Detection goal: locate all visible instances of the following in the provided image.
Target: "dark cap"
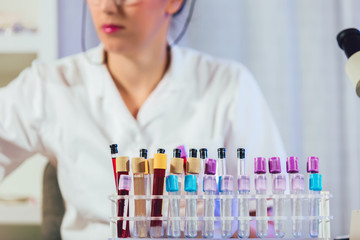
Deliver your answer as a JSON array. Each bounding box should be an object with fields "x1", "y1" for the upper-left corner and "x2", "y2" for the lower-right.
[
  {"x1": 237, "y1": 148, "x2": 245, "y2": 159},
  {"x1": 110, "y1": 144, "x2": 118, "y2": 154},
  {"x1": 173, "y1": 148, "x2": 181, "y2": 158},
  {"x1": 217, "y1": 148, "x2": 226, "y2": 159},
  {"x1": 199, "y1": 148, "x2": 208, "y2": 159},
  {"x1": 139, "y1": 149, "x2": 148, "y2": 159},
  {"x1": 337, "y1": 28, "x2": 360, "y2": 58},
  {"x1": 189, "y1": 148, "x2": 197, "y2": 158},
  {"x1": 157, "y1": 148, "x2": 165, "y2": 154}
]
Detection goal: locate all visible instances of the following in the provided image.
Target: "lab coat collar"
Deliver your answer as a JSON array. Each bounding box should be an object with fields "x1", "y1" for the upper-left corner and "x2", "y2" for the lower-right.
[{"x1": 84, "y1": 44, "x2": 187, "y2": 127}]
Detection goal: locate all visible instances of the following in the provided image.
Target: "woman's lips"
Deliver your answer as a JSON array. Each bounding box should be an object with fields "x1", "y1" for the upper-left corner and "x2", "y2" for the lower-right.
[{"x1": 102, "y1": 24, "x2": 124, "y2": 34}]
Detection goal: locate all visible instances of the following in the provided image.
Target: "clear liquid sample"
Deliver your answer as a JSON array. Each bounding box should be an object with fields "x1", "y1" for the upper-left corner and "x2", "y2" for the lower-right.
[
  {"x1": 273, "y1": 196, "x2": 285, "y2": 238},
  {"x1": 256, "y1": 193, "x2": 268, "y2": 238},
  {"x1": 309, "y1": 191, "x2": 320, "y2": 238},
  {"x1": 289, "y1": 173, "x2": 305, "y2": 238},
  {"x1": 238, "y1": 191, "x2": 250, "y2": 238},
  {"x1": 202, "y1": 191, "x2": 215, "y2": 238},
  {"x1": 185, "y1": 192, "x2": 198, "y2": 238},
  {"x1": 167, "y1": 191, "x2": 181, "y2": 238},
  {"x1": 221, "y1": 191, "x2": 233, "y2": 238}
]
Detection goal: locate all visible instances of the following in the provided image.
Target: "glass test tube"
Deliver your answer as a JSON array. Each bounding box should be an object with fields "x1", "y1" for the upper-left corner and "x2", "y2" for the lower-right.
[
  {"x1": 118, "y1": 175, "x2": 131, "y2": 238},
  {"x1": 132, "y1": 156, "x2": 149, "y2": 238},
  {"x1": 185, "y1": 174, "x2": 198, "y2": 238},
  {"x1": 220, "y1": 175, "x2": 234, "y2": 238},
  {"x1": 237, "y1": 148, "x2": 250, "y2": 239},
  {"x1": 309, "y1": 173, "x2": 322, "y2": 238},
  {"x1": 269, "y1": 157, "x2": 286, "y2": 238},
  {"x1": 167, "y1": 148, "x2": 184, "y2": 238},
  {"x1": 254, "y1": 157, "x2": 268, "y2": 238},
  {"x1": 110, "y1": 144, "x2": 119, "y2": 188},
  {"x1": 150, "y1": 149, "x2": 167, "y2": 238},
  {"x1": 238, "y1": 175, "x2": 250, "y2": 239},
  {"x1": 202, "y1": 174, "x2": 217, "y2": 238},
  {"x1": 287, "y1": 156, "x2": 305, "y2": 238},
  {"x1": 116, "y1": 157, "x2": 130, "y2": 238},
  {"x1": 199, "y1": 148, "x2": 208, "y2": 195},
  {"x1": 166, "y1": 175, "x2": 181, "y2": 238},
  {"x1": 217, "y1": 148, "x2": 227, "y2": 192}
]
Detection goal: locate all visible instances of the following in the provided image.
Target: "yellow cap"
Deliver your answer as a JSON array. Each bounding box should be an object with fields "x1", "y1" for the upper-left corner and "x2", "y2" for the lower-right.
[
  {"x1": 148, "y1": 158, "x2": 154, "y2": 174},
  {"x1": 116, "y1": 156, "x2": 129, "y2": 172},
  {"x1": 154, "y1": 153, "x2": 167, "y2": 170},
  {"x1": 170, "y1": 157, "x2": 184, "y2": 174},
  {"x1": 131, "y1": 157, "x2": 148, "y2": 174},
  {"x1": 186, "y1": 157, "x2": 200, "y2": 174}
]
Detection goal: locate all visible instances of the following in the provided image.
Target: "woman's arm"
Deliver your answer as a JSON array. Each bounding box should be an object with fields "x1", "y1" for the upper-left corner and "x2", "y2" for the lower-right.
[{"x1": 0, "y1": 63, "x2": 46, "y2": 181}]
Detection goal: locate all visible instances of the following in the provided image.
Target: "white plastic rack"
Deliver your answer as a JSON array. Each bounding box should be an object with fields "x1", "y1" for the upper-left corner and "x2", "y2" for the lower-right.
[{"x1": 108, "y1": 192, "x2": 332, "y2": 239}]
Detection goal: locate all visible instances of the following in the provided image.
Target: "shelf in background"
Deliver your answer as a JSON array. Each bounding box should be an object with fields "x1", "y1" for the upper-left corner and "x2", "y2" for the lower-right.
[{"x1": 0, "y1": 34, "x2": 40, "y2": 53}]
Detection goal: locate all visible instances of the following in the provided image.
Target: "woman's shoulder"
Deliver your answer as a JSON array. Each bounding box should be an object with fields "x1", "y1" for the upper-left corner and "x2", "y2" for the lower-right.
[
  {"x1": 172, "y1": 46, "x2": 257, "y2": 96},
  {"x1": 29, "y1": 45, "x2": 104, "y2": 86}
]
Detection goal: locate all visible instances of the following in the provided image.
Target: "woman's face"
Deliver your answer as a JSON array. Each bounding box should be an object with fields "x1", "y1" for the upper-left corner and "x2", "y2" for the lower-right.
[{"x1": 87, "y1": 0, "x2": 184, "y2": 54}]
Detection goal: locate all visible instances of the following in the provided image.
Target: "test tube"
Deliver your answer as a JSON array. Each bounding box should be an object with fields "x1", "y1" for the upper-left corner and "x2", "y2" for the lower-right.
[
  {"x1": 220, "y1": 175, "x2": 234, "y2": 238},
  {"x1": 150, "y1": 149, "x2": 167, "y2": 238},
  {"x1": 238, "y1": 175, "x2": 250, "y2": 238},
  {"x1": 268, "y1": 157, "x2": 286, "y2": 238},
  {"x1": 237, "y1": 148, "x2": 246, "y2": 176},
  {"x1": 116, "y1": 157, "x2": 130, "y2": 238},
  {"x1": 118, "y1": 175, "x2": 132, "y2": 238},
  {"x1": 109, "y1": 144, "x2": 119, "y2": 189},
  {"x1": 286, "y1": 156, "x2": 305, "y2": 238},
  {"x1": 199, "y1": 148, "x2": 208, "y2": 195},
  {"x1": 185, "y1": 174, "x2": 198, "y2": 238},
  {"x1": 254, "y1": 157, "x2": 268, "y2": 238},
  {"x1": 166, "y1": 174, "x2": 181, "y2": 238},
  {"x1": 202, "y1": 159, "x2": 217, "y2": 238},
  {"x1": 166, "y1": 148, "x2": 184, "y2": 238},
  {"x1": 309, "y1": 173, "x2": 322, "y2": 238},
  {"x1": 237, "y1": 148, "x2": 250, "y2": 239},
  {"x1": 217, "y1": 148, "x2": 227, "y2": 192},
  {"x1": 132, "y1": 156, "x2": 149, "y2": 238}
]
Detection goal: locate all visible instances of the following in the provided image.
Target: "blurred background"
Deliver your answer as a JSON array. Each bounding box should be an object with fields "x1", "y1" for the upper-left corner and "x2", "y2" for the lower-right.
[{"x1": 1, "y1": 0, "x2": 360, "y2": 239}]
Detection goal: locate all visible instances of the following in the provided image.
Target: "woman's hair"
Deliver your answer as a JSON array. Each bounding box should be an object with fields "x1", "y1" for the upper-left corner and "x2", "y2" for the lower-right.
[{"x1": 170, "y1": 0, "x2": 196, "y2": 45}]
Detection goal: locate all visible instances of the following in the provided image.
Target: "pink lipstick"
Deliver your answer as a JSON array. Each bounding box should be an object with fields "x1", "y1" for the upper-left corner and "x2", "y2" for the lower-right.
[{"x1": 102, "y1": 24, "x2": 124, "y2": 34}]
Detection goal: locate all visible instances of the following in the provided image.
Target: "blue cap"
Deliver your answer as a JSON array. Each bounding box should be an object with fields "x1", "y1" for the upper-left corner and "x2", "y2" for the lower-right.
[
  {"x1": 309, "y1": 174, "x2": 322, "y2": 191},
  {"x1": 166, "y1": 175, "x2": 179, "y2": 192},
  {"x1": 184, "y1": 175, "x2": 197, "y2": 192}
]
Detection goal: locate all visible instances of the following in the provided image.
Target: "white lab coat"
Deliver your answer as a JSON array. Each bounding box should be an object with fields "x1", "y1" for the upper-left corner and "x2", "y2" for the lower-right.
[{"x1": 0, "y1": 45, "x2": 286, "y2": 239}]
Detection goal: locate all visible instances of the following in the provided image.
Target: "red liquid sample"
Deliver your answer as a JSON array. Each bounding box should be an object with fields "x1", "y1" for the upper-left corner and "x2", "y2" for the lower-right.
[
  {"x1": 112, "y1": 157, "x2": 117, "y2": 188},
  {"x1": 117, "y1": 172, "x2": 130, "y2": 238},
  {"x1": 150, "y1": 169, "x2": 166, "y2": 227}
]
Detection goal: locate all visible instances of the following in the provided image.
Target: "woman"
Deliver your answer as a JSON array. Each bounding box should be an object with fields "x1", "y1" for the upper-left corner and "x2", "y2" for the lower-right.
[{"x1": 0, "y1": 0, "x2": 285, "y2": 238}]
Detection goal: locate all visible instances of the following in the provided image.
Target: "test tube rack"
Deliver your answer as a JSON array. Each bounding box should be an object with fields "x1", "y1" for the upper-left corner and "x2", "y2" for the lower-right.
[{"x1": 108, "y1": 191, "x2": 332, "y2": 239}]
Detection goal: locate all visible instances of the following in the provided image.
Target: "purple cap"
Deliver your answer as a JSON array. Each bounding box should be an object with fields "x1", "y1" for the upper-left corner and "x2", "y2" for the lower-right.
[
  {"x1": 272, "y1": 174, "x2": 286, "y2": 193},
  {"x1": 237, "y1": 175, "x2": 250, "y2": 192},
  {"x1": 307, "y1": 156, "x2": 319, "y2": 173},
  {"x1": 254, "y1": 157, "x2": 266, "y2": 174},
  {"x1": 255, "y1": 174, "x2": 267, "y2": 192},
  {"x1": 220, "y1": 175, "x2": 234, "y2": 192},
  {"x1": 204, "y1": 158, "x2": 216, "y2": 175},
  {"x1": 118, "y1": 175, "x2": 132, "y2": 191},
  {"x1": 268, "y1": 157, "x2": 282, "y2": 173},
  {"x1": 286, "y1": 156, "x2": 299, "y2": 173},
  {"x1": 203, "y1": 175, "x2": 217, "y2": 192},
  {"x1": 290, "y1": 174, "x2": 305, "y2": 192}
]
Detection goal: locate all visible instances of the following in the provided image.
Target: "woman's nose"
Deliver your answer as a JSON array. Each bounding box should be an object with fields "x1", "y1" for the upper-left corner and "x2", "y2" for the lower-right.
[{"x1": 99, "y1": 0, "x2": 119, "y2": 14}]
